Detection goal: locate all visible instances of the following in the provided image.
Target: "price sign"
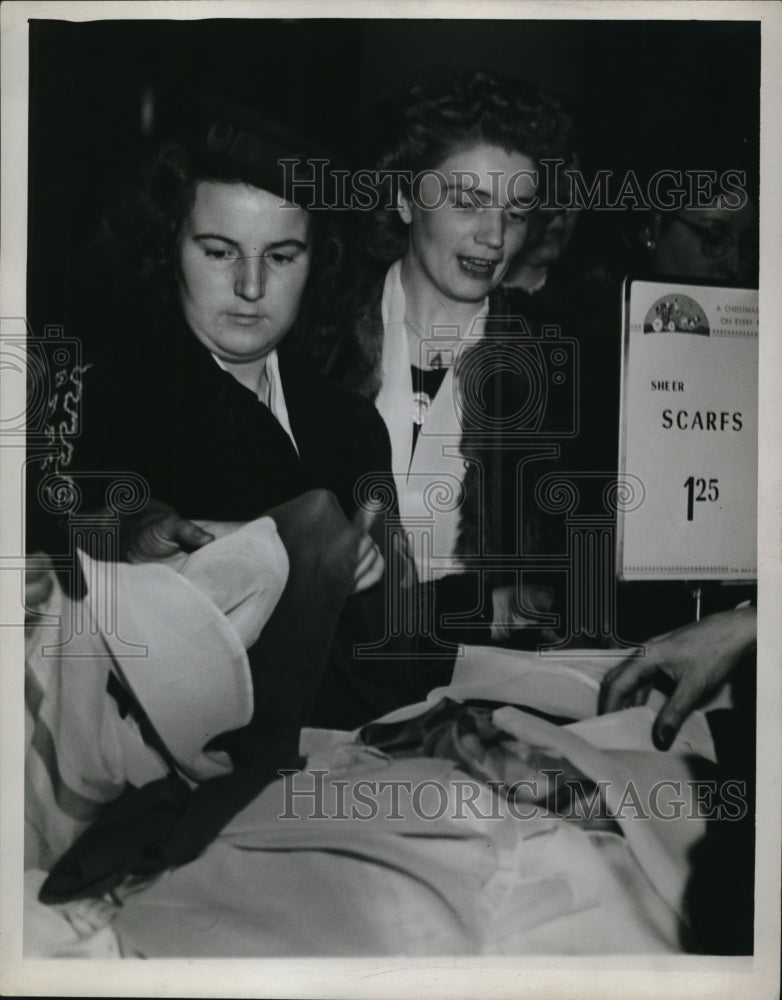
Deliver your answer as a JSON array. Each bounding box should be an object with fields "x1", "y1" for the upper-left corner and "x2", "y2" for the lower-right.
[{"x1": 617, "y1": 278, "x2": 757, "y2": 581}]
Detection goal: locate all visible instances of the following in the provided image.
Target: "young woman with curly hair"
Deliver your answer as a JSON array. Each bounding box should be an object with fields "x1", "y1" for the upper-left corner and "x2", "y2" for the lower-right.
[{"x1": 308, "y1": 70, "x2": 575, "y2": 648}]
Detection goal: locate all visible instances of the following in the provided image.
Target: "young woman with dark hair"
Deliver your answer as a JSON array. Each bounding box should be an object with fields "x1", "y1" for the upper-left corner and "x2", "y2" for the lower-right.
[{"x1": 30, "y1": 99, "x2": 431, "y2": 770}]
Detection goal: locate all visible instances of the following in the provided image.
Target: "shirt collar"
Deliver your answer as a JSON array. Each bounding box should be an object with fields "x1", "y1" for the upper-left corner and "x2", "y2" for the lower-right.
[{"x1": 210, "y1": 348, "x2": 298, "y2": 454}]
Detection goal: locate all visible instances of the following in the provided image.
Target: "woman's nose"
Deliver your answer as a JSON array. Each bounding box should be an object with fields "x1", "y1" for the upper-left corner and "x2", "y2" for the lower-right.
[
  {"x1": 234, "y1": 253, "x2": 266, "y2": 300},
  {"x1": 475, "y1": 209, "x2": 504, "y2": 249}
]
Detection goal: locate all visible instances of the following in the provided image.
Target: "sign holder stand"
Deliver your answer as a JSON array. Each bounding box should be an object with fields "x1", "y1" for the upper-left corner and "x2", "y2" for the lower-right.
[{"x1": 687, "y1": 582, "x2": 703, "y2": 622}]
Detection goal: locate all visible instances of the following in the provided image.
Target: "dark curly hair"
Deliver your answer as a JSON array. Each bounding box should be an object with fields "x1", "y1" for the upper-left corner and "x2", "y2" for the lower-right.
[
  {"x1": 90, "y1": 135, "x2": 345, "y2": 356},
  {"x1": 361, "y1": 69, "x2": 576, "y2": 263}
]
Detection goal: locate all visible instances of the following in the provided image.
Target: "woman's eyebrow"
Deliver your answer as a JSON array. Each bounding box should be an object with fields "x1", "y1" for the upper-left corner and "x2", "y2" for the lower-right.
[
  {"x1": 447, "y1": 181, "x2": 494, "y2": 206},
  {"x1": 193, "y1": 232, "x2": 240, "y2": 245},
  {"x1": 193, "y1": 234, "x2": 308, "y2": 253},
  {"x1": 264, "y1": 239, "x2": 308, "y2": 251},
  {"x1": 446, "y1": 182, "x2": 530, "y2": 210}
]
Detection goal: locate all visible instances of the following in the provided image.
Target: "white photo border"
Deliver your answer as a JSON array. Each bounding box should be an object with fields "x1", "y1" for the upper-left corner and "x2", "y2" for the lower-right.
[{"x1": 2, "y1": 2, "x2": 780, "y2": 997}]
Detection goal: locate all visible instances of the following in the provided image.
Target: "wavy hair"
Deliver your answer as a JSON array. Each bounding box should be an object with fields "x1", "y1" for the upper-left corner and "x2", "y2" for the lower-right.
[
  {"x1": 303, "y1": 70, "x2": 576, "y2": 384},
  {"x1": 362, "y1": 69, "x2": 576, "y2": 264}
]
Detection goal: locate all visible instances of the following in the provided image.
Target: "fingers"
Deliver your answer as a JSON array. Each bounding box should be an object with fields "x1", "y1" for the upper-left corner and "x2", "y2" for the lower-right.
[
  {"x1": 351, "y1": 533, "x2": 385, "y2": 594},
  {"x1": 126, "y1": 516, "x2": 213, "y2": 563},
  {"x1": 524, "y1": 583, "x2": 555, "y2": 614},
  {"x1": 652, "y1": 681, "x2": 701, "y2": 751},
  {"x1": 353, "y1": 506, "x2": 378, "y2": 536},
  {"x1": 490, "y1": 582, "x2": 558, "y2": 642},
  {"x1": 507, "y1": 582, "x2": 555, "y2": 620},
  {"x1": 490, "y1": 585, "x2": 514, "y2": 642},
  {"x1": 190, "y1": 519, "x2": 244, "y2": 540},
  {"x1": 631, "y1": 682, "x2": 653, "y2": 708},
  {"x1": 597, "y1": 651, "x2": 659, "y2": 715},
  {"x1": 353, "y1": 535, "x2": 373, "y2": 576},
  {"x1": 601, "y1": 609, "x2": 755, "y2": 749},
  {"x1": 125, "y1": 520, "x2": 175, "y2": 562},
  {"x1": 25, "y1": 553, "x2": 55, "y2": 610},
  {"x1": 172, "y1": 519, "x2": 215, "y2": 552},
  {"x1": 651, "y1": 654, "x2": 732, "y2": 751}
]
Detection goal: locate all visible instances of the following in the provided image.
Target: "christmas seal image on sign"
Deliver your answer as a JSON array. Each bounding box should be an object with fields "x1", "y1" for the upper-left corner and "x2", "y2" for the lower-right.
[{"x1": 644, "y1": 294, "x2": 710, "y2": 336}]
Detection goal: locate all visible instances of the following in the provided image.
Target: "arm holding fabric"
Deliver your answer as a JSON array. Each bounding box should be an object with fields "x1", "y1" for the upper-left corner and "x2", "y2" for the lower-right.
[{"x1": 118, "y1": 499, "x2": 215, "y2": 563}]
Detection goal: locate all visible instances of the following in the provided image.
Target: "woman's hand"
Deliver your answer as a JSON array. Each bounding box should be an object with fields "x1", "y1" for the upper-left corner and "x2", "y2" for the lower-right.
[
  {"x1": 598, "y1": 606, "x2": 757, "y2": 750},
  {"x1": 350, "y1": 507, "x2": 385, "y2": 594},
  {"x1": 490, "y1": 581, "x2": 558, "y2": 643},
  {"x1": 121, "y1": 500, "x2": 215, "y2": 563},
  {"x1": 25, "y1": 552, "x2": 55, "y2": 613},
  {"x1": 351, "y1": 533, "x2": 385, "y2": 594}
]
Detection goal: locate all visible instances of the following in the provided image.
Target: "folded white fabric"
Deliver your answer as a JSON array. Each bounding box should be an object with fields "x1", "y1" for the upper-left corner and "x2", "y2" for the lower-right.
[
  {"x1": 174, "y1": 516, "x2": 288, "y2": 649},
  {"x1": 23, "y1": 870, "x2": 121, "y2": 957},
  {"x1": 491, "y1": 705, "x2": 704, "y2": 919},
  {"x1": 101, "y1": 517, "x2": 288, "y2": 778},
  {"x1": 25, "y1": 516, "x2": 288, "y2": 869},
  {"x1": 425, "y1": 644, "x2": 716, "y2": 760},
  {"x1": 111, "y1": 750, "x2": 683, "y2": 956}
]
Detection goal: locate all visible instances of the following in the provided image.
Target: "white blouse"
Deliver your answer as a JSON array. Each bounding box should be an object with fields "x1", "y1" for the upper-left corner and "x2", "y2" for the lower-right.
[{"x1": 374, "y1": 260, "x2": 488, "y2": 581}]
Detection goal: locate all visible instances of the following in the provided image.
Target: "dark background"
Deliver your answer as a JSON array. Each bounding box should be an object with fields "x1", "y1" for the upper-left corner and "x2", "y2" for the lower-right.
[{"x1": 27, "y1": 17, "x2": 760, "y2": 335}]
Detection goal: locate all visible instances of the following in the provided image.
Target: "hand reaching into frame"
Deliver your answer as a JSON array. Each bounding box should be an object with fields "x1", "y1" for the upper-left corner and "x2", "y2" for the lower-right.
[{"x1": 598, "y1": 605, "x2": 757, "y2": 751}]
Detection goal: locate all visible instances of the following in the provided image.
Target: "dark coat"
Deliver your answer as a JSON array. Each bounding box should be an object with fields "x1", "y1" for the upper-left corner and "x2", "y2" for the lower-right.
[
  {"x1": 30, "y1": 310, "x2": 427, "y2": 733},
  {"x1": 50, "y1": 314, "x2": 392, "y2": 527}
]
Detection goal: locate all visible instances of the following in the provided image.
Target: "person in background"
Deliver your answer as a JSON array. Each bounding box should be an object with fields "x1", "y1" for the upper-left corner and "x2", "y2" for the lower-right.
[
  {"x1": 635, "y1": 181, "x2": 758, "y2": 287},
  {"x1": 502, "y1": 202, "x2": 581, "y2": 295},
  {"x1": 501, "y1": 131, "x2": 582, "y2": 308}
]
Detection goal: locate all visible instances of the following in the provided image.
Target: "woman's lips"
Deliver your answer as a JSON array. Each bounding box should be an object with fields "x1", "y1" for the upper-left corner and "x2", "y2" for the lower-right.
[
  {"x1": 227, "y1": 313, "x2": 262, "y2": 325},
  {"x1": 457, "y1": 255, "x2": 501, "y2": 278}
]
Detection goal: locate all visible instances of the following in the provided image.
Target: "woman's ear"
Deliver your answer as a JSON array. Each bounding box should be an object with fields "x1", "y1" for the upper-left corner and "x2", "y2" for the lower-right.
[{"x1": 397, "y1": 188, "x2": 413, "y2": 226}]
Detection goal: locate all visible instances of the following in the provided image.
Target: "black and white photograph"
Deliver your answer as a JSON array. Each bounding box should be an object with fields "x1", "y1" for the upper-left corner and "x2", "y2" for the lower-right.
[{"x1": 1, "y1": 1, "x2": 780, "y2": 996}]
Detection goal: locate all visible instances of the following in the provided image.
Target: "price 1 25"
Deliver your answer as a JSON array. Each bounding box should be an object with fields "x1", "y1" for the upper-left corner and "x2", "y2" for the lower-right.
[{"x1": 683, "y1": 476, "x2": 719, "y2": 521}]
